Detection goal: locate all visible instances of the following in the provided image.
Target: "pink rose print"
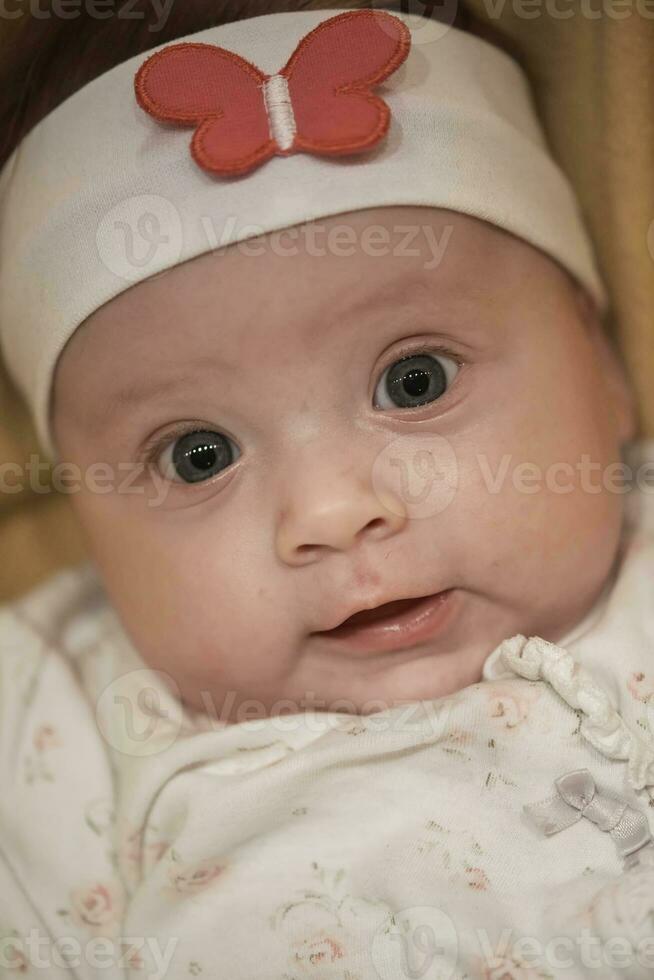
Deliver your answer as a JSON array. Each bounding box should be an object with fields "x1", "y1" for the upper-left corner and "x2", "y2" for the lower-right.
[
  {"x1": 167, "y1": 852, "x2": 225, "y2": 894},
  {"x1": 286, "y1": 915, "x2": 351, "y2": 979},
  {"x1": 7, "y1": 951, "x2": 28, "y2": 973},
  {"x1": 473, "y1": 954, "x2": 553, "y2": 979},
  {"x1": 146, "y1": 840, "x2": 170, "y2": 864},
  {"x1": 2, "y1": 940, "x2": 28, "y2": 973},
  {"x1": 292, "y1": 931, "x2": 345, "y2": 971},
  {"x1": 33, "y1": 724, "x2": 61, "y2": 752},
  {"x1": 25, "y1": 723, "x2": 62, "y2": 783},
  {"x1": 9, "y1": 953, "x2": 28, "y2": 973},
  {"x1": 465, "y1": 866, "x2": 490, "y2": 891},
  {"x1": 485, "y1": 683, "x2": 540, "y2": 730},
  {"x1": 69, "y1": 881, "x2": 125, "y2": 937},
  {"x1": 415, "y1": 821, "x2": 493, "y2": 892},
  {"x1": 627, "y1": 672, "x2": 654, "y2": 705},
  {"x1": 438, "y1": 726, "x2": 476, "y2": 762},
  {"x1": 125, "y1": 945, "x2": 144, "y2": 970},
  {"x1": 120, "y1": 826, "x2": 171, "y2": 886},
  {"x1": 272, "y1": 862, "x2": 390, "y2": 976},
  {"x1": 447, "y1": 727, "x2": 474, "y2": 745}
]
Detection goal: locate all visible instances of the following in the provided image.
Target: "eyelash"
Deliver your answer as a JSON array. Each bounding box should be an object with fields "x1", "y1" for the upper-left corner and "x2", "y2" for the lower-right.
[
  {"x1": 379, "y1": 341, "x2": 462, "y2": 383},
  {"x1": 141, "y1": 422, "x2": 211, "y2": 472},
  {"x1": 139, "y1": 342, "x2": 464, "y2": 471}
]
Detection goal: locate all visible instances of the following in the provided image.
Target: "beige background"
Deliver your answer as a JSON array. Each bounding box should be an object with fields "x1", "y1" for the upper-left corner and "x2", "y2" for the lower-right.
[{"x1": 1, "y1": 1, "x2": 653, "y2": 601}]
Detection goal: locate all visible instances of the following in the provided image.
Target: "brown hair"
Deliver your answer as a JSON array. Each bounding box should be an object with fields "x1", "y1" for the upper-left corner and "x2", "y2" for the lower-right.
[{"x1": 0, "y1": 0, "x2": 476, "y2": 172}]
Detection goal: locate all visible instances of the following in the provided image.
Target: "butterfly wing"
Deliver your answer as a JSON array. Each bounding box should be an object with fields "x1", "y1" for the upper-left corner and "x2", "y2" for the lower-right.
[
  {"x1": 283, "y1": 10, "x2": 411, "y2": 157},
  {"x1": 134, "y1": 43, "x2": 274, "y2": 176}
]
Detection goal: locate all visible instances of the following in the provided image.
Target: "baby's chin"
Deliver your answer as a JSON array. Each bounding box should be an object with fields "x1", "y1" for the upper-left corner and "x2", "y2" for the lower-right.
[
  {"x1": 157, "y1": 585, "x2": 603, "y2": 725},
  {"x1": 284, "y1": 593, "x2": 541, "y2": 716},
  {"x1": 163, "y1": 595, "x2": 551, "y2": 724},
  {"x1": 319, "y1": 642, "x2": 497, "y2": 717},
  {"x1": 173, "y1": 637, "x2": 498, "y2": 727}
]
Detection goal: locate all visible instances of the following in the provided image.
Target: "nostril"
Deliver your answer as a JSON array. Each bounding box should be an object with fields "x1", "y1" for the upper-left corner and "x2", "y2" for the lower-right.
[
  {"x1": 360, "y1": 517, "x2": 386, "y2": 536},
  {"x1": 294, "y1": 519, "x2": 387, "y2": 554}
]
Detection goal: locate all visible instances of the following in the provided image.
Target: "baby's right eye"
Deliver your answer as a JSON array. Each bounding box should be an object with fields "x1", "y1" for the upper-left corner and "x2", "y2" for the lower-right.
[{"x1": 154, "y1": 429, "x2": 240, "y2": 484}]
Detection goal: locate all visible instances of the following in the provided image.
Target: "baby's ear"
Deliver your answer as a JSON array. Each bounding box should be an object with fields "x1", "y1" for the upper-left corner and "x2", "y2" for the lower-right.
[{"x1": 573, "y1": 284, "x2": 638, "y2": 445}]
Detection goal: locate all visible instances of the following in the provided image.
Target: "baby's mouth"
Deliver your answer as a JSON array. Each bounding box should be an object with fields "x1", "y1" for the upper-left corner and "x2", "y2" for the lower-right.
[
  {"x1": 312, "y1": 589, "x2": 458, "y2": 656},
  {"x1": 335, "y1": 595, "x2": 433, "y2": 629}
]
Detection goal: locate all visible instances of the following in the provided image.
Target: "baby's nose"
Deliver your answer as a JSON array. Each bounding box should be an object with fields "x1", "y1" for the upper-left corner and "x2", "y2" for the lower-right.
[{"x1": 275, "y1": 474, "x2": 407, "y2": 565}]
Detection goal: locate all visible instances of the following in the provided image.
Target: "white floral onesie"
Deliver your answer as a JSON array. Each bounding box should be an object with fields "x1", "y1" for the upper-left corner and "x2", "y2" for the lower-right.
[{"x1": 2, "y1": 442, "x2": 654, "y2": 980}]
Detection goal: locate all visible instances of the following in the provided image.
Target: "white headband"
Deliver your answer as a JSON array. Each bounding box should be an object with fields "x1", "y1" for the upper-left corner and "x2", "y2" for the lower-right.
[{"x1": 0, "y1": 7, "x2": 607, "y2": 460}]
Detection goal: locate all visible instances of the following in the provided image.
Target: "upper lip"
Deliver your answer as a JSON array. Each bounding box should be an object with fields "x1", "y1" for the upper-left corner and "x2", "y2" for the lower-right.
[{"x1": 312, "y1": 588, "x2": 445, "y2": 633}]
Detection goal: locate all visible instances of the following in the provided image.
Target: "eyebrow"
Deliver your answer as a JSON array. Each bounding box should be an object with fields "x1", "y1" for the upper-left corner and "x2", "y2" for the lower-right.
[
  {"x1": 105, "y1": 274, "x2": 487, "y2": 414},
  {"x1": 107, "y1": 355, "x2": 239, "y2": 411},
  {"x1": 109, "y1": 376, "x2": 189, "y2": 410},
  {"x1": 330, "y1": 269, "x2": 491, "y2": 335},
  {"x1": 330, "y1": 273, "x2": 447, "y2": 323}
]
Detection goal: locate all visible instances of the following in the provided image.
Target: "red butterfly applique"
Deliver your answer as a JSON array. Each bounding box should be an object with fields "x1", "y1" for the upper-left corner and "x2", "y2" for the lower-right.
[{"x1": 134, "y1": 9, "x2": 411, "y2": 177}]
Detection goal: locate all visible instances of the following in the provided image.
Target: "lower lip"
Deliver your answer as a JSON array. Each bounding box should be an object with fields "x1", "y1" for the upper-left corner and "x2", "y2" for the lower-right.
[{"x1": 313, "y1": 589, "x2": 458, "y2": 655}]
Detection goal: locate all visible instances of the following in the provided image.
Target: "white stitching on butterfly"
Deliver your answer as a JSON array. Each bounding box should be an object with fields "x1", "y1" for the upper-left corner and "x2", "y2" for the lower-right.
[{"x1": 263, "y1": 74, "x2": 297, "y2": 152}]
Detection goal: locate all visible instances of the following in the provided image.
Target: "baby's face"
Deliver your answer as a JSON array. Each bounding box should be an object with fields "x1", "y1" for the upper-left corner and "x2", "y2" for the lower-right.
[{"x1": 53, "y1": 206, "x2": 634, "y2": 722}]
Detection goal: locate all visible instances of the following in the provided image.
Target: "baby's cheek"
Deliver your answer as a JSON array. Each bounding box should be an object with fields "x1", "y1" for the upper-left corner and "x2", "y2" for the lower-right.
[
  {"x1": 153, "y1": 633, "x2": 297, "y2": 721},
  {"x1": 141, "y1": 583, "x2": 298, "y2": 700},
  {"x1": 450, "y1": 438, "x2": 619, "y2": 586}
]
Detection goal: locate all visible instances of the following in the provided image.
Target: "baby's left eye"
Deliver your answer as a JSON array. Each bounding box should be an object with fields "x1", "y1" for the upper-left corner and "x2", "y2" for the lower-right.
[
  {"x1": 373, "y1": 351, "x2": 459, "y2": 410},
  {"x1": 155, "y1": 428, "x2": 240, "y2": 484}
]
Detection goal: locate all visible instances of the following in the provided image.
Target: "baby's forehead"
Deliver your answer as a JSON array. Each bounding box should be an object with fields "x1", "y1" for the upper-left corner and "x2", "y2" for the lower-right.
[
  {"x1": 60, "y1": 211, "x2": 577, "y2": 416},
  {"x1": 57, "y1": 234, "x2": 565, "y2": 417},
  {"x1": 52, "y1": 206, "x2": 587, "y2": 451},
  {"x1": 82, "y1": 205, "x2": 543, "y2": 326},
  {"x1": 51, "y1": 247, "x2": 592, "y2": 465}
]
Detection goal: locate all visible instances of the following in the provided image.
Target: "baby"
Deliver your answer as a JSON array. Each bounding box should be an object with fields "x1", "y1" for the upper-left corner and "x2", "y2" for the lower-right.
[
  {"x1": 50, "y1": 202, "x2": 635, "y2": 722},
  {"x1": 1, "y1": 3, "x2": 653, "y2": 979}
]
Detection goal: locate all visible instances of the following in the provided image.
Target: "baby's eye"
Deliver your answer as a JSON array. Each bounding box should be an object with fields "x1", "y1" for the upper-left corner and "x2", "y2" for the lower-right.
[
  {"x1": 155, "y1": 429, "x2": 240, "y2": 484},
  {"x1": 373, "y1": 351, "x2": 459, "y2": 410}
]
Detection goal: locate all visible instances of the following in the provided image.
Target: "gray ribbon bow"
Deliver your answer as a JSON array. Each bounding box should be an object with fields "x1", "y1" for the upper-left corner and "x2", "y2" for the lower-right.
[{"x1": 524, "y1": 769, "x2": 654, "y2": 867}]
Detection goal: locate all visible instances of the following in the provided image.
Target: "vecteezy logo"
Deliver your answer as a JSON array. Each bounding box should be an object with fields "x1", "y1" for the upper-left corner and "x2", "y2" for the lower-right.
[
  {"x1": 372, "y1": 0, "x2": 459, "y2": 46},
  {"x1": 372, "y1": 433, "x2": 459, "y2": 519},
  {"x1": 95, "y1": 194, "x2": 183, "y2": 282},
  {"x1": 371, "y1": 906, "x2": 459, "y2": 979},
  {"x1": 94, "y1": 667, "x2": 183, "y2": 757}
]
